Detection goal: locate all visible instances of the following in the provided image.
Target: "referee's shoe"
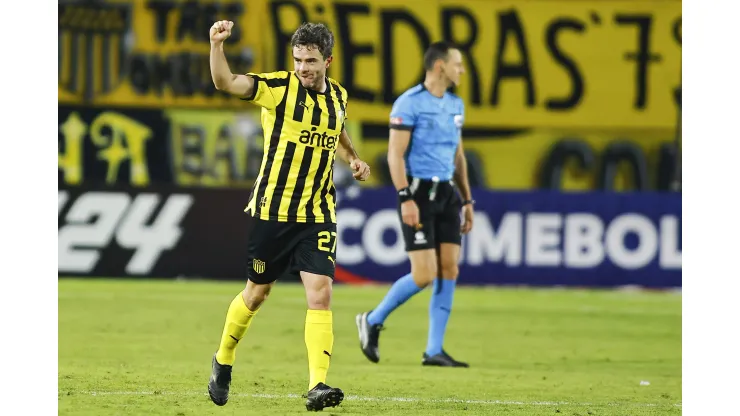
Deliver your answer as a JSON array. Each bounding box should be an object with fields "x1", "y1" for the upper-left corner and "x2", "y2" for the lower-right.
[
  {"x1": 355, "y1": 311, "x2": 383, "y2": 363},
  {"x1": 422, "y1": 350, "x2": 470, "y2": 368}
]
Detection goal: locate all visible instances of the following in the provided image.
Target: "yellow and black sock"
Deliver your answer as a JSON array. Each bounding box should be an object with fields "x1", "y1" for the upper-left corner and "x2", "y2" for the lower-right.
[
  {"x1": 304, "y1": 309, "x2": 334, "y2": 390},
  {"x1": 215, "y1": 291, "x2": 258, "y2": 366}
]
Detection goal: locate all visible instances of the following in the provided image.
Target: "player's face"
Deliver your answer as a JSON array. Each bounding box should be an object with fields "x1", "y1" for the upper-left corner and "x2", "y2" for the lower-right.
[
  {"x1": 442, "y1": 49, "x2": 465, "y2": 87},
  {"x1": 293, "y1": 45, "x2": 331, "y2": 91}
]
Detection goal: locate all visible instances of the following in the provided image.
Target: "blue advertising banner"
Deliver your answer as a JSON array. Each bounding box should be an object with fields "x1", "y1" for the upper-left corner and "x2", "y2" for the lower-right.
[{"x1": 334, "y1": 188, "x2": 682, "y2": 288}]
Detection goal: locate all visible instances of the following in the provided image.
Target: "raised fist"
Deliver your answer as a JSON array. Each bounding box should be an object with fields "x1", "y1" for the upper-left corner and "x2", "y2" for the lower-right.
[{"x1": 210, "y1": 20, "x2": 234, "y2": 44}]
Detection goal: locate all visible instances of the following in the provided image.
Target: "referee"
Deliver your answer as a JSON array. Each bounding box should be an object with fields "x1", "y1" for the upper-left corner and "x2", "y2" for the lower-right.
[{"x1": 356, "y1": 41, "x2": 473, "y2": 367}]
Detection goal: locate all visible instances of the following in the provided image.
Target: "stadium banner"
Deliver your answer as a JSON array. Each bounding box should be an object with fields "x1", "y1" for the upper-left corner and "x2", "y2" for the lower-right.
[
  {"x1": 59, "y1": 105, "x2": 678, "y2": 192},
  {"x1": 359, "y1": 128, "x2": 680, "y2": 191},
  {"x1": 333, "y1": 187, "x2": 682, "y2": 288},
  {"x1": 59, "y1": 184, "x2": 681, "y2": 288},
  {"x1": 57, "y1": 0, "x2": 266, "y2": 108},
  {"x1": 265, "y1": 0, "x2": 681, "y2": 129},
  {"x1": 58, "y1": 0, "x2": 681, "y2": 129},
  {"x1": 58, "y1": 183, "x2": 269, "y2": 281},
  {"x1": 58, "y1": 105, "x2": 265, "y2": 188}
]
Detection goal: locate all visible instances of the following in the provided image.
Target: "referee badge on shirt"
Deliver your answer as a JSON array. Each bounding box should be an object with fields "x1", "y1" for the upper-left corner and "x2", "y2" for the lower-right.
[{"x1": 453, "y1": 114, "x2": 464, "y2": 128}]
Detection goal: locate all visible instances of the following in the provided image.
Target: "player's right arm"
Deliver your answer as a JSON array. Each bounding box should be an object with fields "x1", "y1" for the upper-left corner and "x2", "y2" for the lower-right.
[
  {"x1": 209, "y1": 20, "x2": 255, "y2": 98},
  {"x1": 388, "y1": 95, "x2": 420, "y2": 228}
]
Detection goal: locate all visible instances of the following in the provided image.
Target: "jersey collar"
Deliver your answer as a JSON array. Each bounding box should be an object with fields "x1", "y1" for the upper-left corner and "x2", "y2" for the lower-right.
[{"x1": 293, "y1": 72, "x2": 331, "y2": 95}]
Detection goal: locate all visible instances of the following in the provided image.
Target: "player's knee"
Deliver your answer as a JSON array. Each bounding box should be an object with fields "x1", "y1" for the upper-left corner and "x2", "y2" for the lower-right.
[
  {"x1": 261, "y1": 285, "x2": 273, "y2": 302},
  {"x1": 243, "y1": 291, "x2": 267, "y2": 311},
  {"x1": 242, "y1": 283, "x2": 271, "y2": 311},
  {"x1": 306, "y1": 286, "x2": 332, "y2": 310},
  {"x1": 302, "y1": 273, "x2": 333, "y2": 310}
]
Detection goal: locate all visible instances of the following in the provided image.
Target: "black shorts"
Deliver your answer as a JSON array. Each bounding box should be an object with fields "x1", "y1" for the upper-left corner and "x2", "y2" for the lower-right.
[
  {"x1": 245, "y1": 217, "x2": 336, "y2": 284},
  {"x1": 399, "y1": 177, "x2": 463, "y2": 251}
]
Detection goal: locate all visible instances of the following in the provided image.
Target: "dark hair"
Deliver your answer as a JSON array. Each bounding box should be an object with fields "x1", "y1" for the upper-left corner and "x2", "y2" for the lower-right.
[
  {"x1": 423, "y1": 41, "x2": 457, "y2": 70},
  {"x1": 291, "y1": 22, "x2": 335, "y2": 59}
]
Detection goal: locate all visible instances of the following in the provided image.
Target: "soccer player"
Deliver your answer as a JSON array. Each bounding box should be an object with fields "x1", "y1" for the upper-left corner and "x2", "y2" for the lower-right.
[
  {"x1": 207, "y1": 20, "x2": 370, "y2": 411},
  {"x1": 355, "y1": 42, "x2": 473, "y2": 368}
]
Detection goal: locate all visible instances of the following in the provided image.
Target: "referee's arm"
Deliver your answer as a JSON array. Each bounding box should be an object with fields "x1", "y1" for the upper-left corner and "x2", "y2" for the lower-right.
[
  {"x1": 387, "y1": 128, "x2": 412, "y2": 191},
  {"x1": 454, "y1": 139, "x2": 474, "y2": 234},
  {"x1": 453, "y1": 140, "x2": 472, "y2": 201}
]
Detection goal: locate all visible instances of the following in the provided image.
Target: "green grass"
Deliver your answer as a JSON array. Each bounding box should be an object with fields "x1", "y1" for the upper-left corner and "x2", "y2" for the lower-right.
[{"x1": 59, "y1": 278, "x2": 681, "y2": 415}]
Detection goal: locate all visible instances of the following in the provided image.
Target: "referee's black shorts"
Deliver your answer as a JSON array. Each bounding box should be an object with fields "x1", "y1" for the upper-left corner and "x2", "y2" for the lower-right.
[{"x1": 398, "y1": 177, "x2": 463, "y2": 252}]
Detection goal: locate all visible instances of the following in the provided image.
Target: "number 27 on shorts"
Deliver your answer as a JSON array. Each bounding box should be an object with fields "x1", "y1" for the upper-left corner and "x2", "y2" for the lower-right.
[{"x1": 317, "y1": 231, "x2": 337, "y2": 253}]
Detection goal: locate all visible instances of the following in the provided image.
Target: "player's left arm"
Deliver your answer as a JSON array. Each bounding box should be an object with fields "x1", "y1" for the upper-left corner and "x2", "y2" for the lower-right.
[
  {"x1": 337, "y1": 128, "x2": 370, "y2": 181},
  {"x1": 454, "y1": 138, "x2": 474, "y2": 234}
]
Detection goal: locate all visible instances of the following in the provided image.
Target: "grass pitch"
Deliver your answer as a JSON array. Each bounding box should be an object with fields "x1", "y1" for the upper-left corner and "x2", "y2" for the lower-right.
[{"x1": 59, "y1": 278, "x2": 681, "y2": 415}]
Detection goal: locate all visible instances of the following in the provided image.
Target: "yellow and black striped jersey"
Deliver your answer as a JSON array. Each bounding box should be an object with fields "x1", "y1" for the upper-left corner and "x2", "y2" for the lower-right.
[{"x1": 241, "y1": 71, "x2": 348, "y2": 223}]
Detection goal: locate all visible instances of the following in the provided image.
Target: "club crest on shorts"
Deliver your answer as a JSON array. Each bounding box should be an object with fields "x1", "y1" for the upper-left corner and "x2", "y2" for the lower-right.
[
  {"x1": 414, "y1": 231, "x2": 427, "y2": 244},
  {"x1": 253, "y1": 259, "x2": 266, "y2": 274}
]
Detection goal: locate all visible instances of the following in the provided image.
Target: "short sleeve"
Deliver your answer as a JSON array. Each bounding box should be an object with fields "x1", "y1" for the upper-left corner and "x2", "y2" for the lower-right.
[
  {"x1": 340, "y1": 91, "x2": 348, "y2": 130},
  {"x1": 389, "y1": 94, "x2": 417, "y2": 131},
  {"x1": 328, "y1": 79, "x2": 349, "y2": 131},
  {"x1": 455, "y1": 99, "x2": 465, "y2": 133},
  {"x1": 241, "y1": 71, "x2": 290, "y2": 110}
]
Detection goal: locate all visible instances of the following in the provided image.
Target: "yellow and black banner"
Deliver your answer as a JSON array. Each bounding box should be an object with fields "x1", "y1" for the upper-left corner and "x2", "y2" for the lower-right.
[
  {"x1": 267, "y1": 0, "x2": 681, "y2": 129},
  {"x1": 58, "y1": 104, "x2": 367, "y2": 188},
  {"x1": 58, "y1": 0, "x2": 265, "y2": 108},
  {"x1": 57, "y1": 0, "x2": 681, "y2": 191},
  {"x1": 58, "y1": 105, "x2": 267, "y2": 188},
  {"x1": 58, "y1": 0, "x2": 681, "y2": 129}
]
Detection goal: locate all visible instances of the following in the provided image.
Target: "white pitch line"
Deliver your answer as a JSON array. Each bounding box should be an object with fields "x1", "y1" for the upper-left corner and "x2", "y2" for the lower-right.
[{"x1": 77, "y1": 391, "x2": 681, "y2": 408}]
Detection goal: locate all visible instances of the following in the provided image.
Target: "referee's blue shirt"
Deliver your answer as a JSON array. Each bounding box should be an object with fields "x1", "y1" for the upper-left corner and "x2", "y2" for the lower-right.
[{"x1": 389, "y1": 84, "x2": 464, "y2": 181}]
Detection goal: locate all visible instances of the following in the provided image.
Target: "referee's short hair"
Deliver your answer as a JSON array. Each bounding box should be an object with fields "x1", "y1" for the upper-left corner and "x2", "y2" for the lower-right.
[{"x1": 423, "y1": 41, "x2": 458, "y2": 71}]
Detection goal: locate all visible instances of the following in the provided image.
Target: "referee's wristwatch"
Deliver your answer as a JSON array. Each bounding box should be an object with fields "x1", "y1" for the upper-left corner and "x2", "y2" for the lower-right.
[{"x1": 461, "y1": 199, "x2": 475, "y2": 206}]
